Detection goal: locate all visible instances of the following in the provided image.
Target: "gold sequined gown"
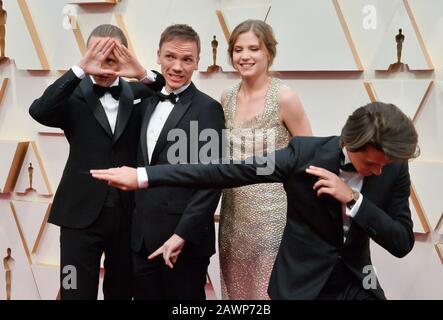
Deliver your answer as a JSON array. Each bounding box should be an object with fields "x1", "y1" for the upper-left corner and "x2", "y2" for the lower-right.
[{"x1": 220, "y1": 78, "x2": 291, "y2": 300}]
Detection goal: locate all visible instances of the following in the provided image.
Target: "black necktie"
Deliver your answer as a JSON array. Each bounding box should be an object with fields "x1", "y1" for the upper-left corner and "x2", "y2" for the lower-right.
[
  {"x1": 339, "y1": 152, "x2": 357, "y2": 172},
  {"x1": 93, "y1": 84, "x2": 121, "y2": 100},
  {"x1": 157, "y1": 92, "x2": 178, "y2": 104}
]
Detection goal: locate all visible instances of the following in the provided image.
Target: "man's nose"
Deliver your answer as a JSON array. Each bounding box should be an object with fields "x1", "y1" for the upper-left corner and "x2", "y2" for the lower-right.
[
  {"x1": 171, "y1": 60, "x2": 183, "y2": 72},
  {"x1": 372, "y1": 166, "x2": 382, "y2": 176}
]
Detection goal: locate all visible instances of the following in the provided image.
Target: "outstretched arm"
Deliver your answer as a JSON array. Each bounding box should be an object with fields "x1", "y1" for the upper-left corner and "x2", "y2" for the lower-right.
[
  {"x1": 91, "y1": 141, "x2": 299, "y2": 190},
  {"x1": 91, "y1": 140, "x2": 299, "y2": 268}
]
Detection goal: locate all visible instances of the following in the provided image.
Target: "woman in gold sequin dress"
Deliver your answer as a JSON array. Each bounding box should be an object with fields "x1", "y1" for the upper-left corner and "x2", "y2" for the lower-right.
[
  {"x1": 219, "y1": 20, "x2": 312, "y2": 300},
  {"x1": 218, "y1": 20, "x2": 312, "y2": 300}
]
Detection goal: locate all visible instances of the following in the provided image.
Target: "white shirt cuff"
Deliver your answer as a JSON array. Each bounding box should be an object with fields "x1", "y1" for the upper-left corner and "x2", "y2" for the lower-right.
[
  {"x1": 137, "y1": 167, "x2": 149, "y2": 189},
  {"x1": 141, "y1": 70, "x2": 157, "y2": 84},
  {"x1": 346, "y1": 193, "x2": 363, "y2": 218},
  {"x1": 71, "y1": 65, "x2": 86, "y2": 79}
]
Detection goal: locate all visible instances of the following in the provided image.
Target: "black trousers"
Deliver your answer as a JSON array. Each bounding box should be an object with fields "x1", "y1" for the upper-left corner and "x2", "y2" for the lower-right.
[
  {"x1": 317, "y1": 260, "x2": 379, "y2": 300},
  {"x1": 60, "y1": 206, "x2": 132, "y2": 300},
  {"x1": 133, "y1": 249, "x2": 209, "y2": 300}
]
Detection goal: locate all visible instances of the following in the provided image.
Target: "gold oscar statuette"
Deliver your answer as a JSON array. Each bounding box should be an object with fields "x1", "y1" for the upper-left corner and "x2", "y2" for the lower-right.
[
  {"x1": 26, "y1": 162, "x2": 36, "y2": 193},
  {"x1": 388, "y1": 29, "x2": 409, "y2": 72},
  {"x1": 206, "y1": 35, "x2": 222, "y2": 73},
  {"x1": 3, "y1": 248, "x2": 14, "y2": 300}
]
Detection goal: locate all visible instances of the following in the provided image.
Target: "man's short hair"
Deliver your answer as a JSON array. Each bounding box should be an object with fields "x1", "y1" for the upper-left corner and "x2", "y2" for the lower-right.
[
  {"x1": 87, "y1": 24, "x2": 128, "y2": 48},
  {"x1": 159, "y1": 24, "x2": 201, "y2": 55},
  {"x1": 340, "y1": 101, "x2": 420, "y2": 161}
]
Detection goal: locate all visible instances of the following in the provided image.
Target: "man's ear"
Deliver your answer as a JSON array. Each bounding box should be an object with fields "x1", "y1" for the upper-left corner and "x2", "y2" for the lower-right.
[
  {"x1": 157, "y1": 49, "x2": 161, "y2": 65},
  {"x1": 195, "y1": 56, "x2": 200, "y2": 70}
]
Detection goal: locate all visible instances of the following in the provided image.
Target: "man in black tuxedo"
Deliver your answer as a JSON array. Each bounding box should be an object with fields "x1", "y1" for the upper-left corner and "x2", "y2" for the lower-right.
[
  {"x1": 29, "y1": 24, "x2": 164, "y2": 300},
  {"x1": 101, "y1": 24, "x2": 224, "y2": 300},
  {"x1": 93, "y1": 102, "x2": 419, "y2": 300}
]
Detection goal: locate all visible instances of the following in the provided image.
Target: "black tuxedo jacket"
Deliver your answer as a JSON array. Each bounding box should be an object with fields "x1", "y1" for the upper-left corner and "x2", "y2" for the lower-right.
[
  {"x1": 132, "y1": 82, "x2": 225, "y2": 258},
  {"x1": 143, "y1": 136, "x2": 414, "y2": 299},
  {"x1": 29, "y1": 70, "x2": 163, "y2": 228}
]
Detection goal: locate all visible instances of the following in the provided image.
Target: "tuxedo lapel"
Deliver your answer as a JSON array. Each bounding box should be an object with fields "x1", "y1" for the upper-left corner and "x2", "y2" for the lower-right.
[
  {"x1": 149, "y1": 83, "x2": 196, "y2": 165},
  {"x1": 360, "y1": 174, "x2": 382, "y2": 204},
  {"x1": 309, "y1": 137, "x2": 344, "y2": 243},
  {"x1": 113, "y1": 79, "x2": 134, "y2": 144},
  {"x1": 79, "y1": 77, "x2": 113, "y2": 138},
  {"x1": 140, "y1": 95, "x2": 160, "y2": 166}
]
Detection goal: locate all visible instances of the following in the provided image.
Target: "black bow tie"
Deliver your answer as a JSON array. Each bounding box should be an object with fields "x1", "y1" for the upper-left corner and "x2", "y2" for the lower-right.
[
  {"x1": 93, "y1": 84, "x2": 121, "y2": 100},
  {"x1": 157, "y1": 92, "x2": 178, "y2": 104},
  {"x1": 339, "y1": 151, "x2": 357, "y2": 172}
]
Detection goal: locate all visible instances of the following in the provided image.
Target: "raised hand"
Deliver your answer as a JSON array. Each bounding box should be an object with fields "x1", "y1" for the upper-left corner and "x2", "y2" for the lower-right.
[
  {"x1": 78, "y1": 37, "x2": 117, "y2": 77},
  {"x1": 113, "y1": 42, "x2": 147, "y2": 80},
  {"x1": 305, "y1": 165, "x2": 354, "y2": 204}
]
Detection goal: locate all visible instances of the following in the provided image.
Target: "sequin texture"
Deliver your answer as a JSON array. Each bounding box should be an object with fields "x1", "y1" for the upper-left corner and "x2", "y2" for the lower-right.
[{"x1": 219, "y1": 78, "x2": 291, "y2": 300}]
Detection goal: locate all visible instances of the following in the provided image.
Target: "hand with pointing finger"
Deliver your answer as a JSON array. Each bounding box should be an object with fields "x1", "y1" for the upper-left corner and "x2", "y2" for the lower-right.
[{"x1": 148, "y1": 234, "x2": 185, "y2": 269}]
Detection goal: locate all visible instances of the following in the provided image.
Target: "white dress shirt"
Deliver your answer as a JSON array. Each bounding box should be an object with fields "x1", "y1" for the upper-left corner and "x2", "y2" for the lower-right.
[
  {"x1": 340, "y1": 147, "x2": 364, "y2": 242},
  {"x1": 93, "y1": 77, "x2": 120, "y2": 134},
  {"x1": 137, "y1": 84, "x2": 190, "y2": 188}
]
